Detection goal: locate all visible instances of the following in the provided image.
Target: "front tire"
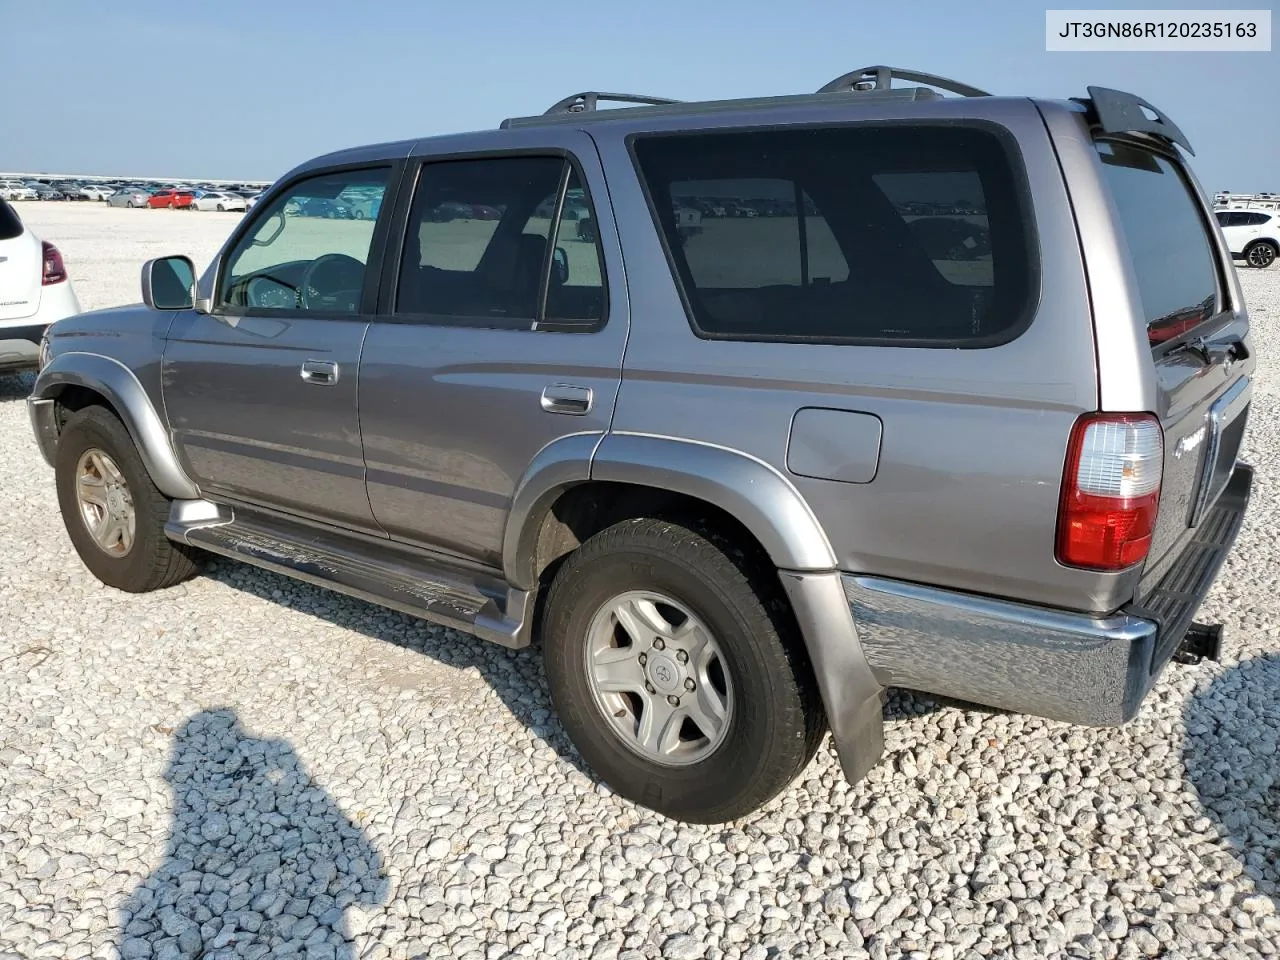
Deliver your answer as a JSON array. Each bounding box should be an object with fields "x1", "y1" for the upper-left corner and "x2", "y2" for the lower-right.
[
  {"x1": 1245, "y1": 241, "x2": 1277, "y2": 269},
  {"x1": 55, "y1": 407, "x2": 200, "y2": 592},
  {"x1": 541, "y1": 518, "x2": 825, "y2": 823}
]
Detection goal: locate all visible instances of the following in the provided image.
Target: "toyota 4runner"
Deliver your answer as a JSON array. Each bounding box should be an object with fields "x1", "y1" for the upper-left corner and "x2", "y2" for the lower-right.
[{"x1": 28, "y1": 67, "x2": 1254, "y2": 823}]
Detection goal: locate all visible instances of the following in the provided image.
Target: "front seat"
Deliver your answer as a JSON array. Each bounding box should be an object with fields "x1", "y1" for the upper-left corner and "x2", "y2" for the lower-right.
[{"x1": 508, "y1": 233, "x2": 548, "y2": 318}]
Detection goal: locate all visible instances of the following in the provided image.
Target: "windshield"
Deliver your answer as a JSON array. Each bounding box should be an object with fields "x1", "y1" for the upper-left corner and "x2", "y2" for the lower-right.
[{"x1": 1095, "y1": 141, "x2": 1220, "y2": 346}]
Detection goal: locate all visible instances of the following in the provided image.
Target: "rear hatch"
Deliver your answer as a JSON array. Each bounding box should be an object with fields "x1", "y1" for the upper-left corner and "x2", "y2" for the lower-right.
[
  {"x1": 0, "y1": 201, "x2": 41, "y2": 322},
  {"x1": 1093, "y1": 138, "x2": 1252, "y2": 608}
]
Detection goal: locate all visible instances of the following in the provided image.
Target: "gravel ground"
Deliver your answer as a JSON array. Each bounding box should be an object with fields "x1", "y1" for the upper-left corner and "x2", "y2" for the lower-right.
[{"x1": 1, "y1": 203, "x2": 1278, "y2": 960}]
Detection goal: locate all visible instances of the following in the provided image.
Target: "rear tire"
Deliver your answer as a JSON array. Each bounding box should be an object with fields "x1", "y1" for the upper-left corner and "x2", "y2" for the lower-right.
[
  {"x1": 55, "y1": 407, "x2": 200, "y2": 593},
  {"x1": 1245, "y1": 240, "x2": 1277, "y2": 269},
  {"x1": 541, "y1": 517, "x2": 825, "y2": 823}
]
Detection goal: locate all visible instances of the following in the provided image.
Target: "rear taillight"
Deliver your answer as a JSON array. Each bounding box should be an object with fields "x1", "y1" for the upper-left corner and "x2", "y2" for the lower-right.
[
  {"x1": 41, "y1": 241, "x2": 67, "y2": 285},
  {"x1": 1056, "y1": 413, "x2": 1163, "y2": 571}
]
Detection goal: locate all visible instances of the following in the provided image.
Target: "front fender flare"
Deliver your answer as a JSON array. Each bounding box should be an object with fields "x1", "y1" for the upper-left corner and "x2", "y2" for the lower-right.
[{"x1": 31, "y1": 351, "x2": 200, "y2": 500}]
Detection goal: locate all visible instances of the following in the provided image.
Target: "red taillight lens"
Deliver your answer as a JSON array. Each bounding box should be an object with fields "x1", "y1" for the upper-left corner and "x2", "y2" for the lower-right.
[
  {"x1": 41, "y1": 241, "x2": 67, "y2": 285},
  {"x1": 1056, "y1": 413, "x2": 1164, "y2": 571}
]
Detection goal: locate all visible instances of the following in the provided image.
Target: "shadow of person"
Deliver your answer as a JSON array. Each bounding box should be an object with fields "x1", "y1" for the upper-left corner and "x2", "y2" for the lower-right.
[
  {"x1": 1183, "y1": 653, "x2": 1280, "y2": 916},
  {"x1": 117, "y1": 709, "x2": 388, "y2": 960}
]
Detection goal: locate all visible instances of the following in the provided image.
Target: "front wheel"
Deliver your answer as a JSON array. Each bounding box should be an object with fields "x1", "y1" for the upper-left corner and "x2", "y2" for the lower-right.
[
  {"x1": 541, "y1": 517, "x2": 825, "y2": 823},
  {"x1": 54, "y1": 407, "x2": 200, "y2": 592},
  {"x1": 1246, "y1": 241, "x2": 1277, "y2": 269}
]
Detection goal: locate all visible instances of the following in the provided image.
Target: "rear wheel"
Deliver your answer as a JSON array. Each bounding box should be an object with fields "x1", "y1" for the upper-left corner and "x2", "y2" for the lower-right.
[
  {"x1": 55, "y1": 407, "x2": 200, "y2": 592},
  {"x1": 541, "y1": 517, "x2": 825, "y2": 823},
  {"x1": 1246, "y1": 240, "x2": 1277, "y2": 269}
]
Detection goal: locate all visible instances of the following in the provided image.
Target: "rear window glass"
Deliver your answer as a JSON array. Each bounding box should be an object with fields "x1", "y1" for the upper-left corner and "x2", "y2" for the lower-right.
[
  {"x1": 1096, "y1": 142, "x2": 1219, "y2": 346},
  {"x1": 0, "y1": 200, "x2": 23, "y2": 241},
  {"x1": 631, "y1": 123, "x2": 1036, "y2": 346}
]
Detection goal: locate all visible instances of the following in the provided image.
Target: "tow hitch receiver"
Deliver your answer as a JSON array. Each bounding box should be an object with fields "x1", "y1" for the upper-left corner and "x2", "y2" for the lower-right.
[{"x1": 1172, "y1": 622, "x2": 1224, "y2": 665}]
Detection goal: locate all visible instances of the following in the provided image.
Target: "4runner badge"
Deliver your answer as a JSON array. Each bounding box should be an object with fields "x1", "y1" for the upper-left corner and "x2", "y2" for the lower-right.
[{"x1": 1174, "y1": 425, "x2": 1207, "y2": 459}]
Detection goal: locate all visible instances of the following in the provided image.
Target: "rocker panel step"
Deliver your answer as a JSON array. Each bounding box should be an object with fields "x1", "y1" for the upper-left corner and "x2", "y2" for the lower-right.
[{"x1": 166, "y1": 507, "x2": 529, "y2": 648}]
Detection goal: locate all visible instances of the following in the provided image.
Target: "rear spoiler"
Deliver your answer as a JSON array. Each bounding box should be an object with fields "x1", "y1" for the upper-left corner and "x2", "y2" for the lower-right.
[{"x1": 1072, "y1": 86, "x2": 1194, "y2": 156}]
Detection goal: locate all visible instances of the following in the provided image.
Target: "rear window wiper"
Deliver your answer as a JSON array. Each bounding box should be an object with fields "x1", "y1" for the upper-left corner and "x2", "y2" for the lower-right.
[{"x1": 1166, "y1": 332, "x2": 1249, "y2": 366}]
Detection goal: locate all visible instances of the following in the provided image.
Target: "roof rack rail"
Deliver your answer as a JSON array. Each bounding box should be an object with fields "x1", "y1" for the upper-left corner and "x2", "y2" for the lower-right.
[
  {"x1": 817, "y1": 65, "x2": 991, "y2": 98},
  {"x1": 1073, "y1": 86, "x2": 1194, "y2": 155},
  {"x1": 542, "y1": 91, "x2": 682, "y2": 116}
]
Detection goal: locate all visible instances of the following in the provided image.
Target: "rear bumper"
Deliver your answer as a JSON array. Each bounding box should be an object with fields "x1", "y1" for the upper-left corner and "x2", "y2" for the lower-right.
[
  {"x1": 0, "y1": 322, "x2": 49, "y2": 373},
  {"x1": 846, "y1": 462, "x2": 1252, "y2": 725}
]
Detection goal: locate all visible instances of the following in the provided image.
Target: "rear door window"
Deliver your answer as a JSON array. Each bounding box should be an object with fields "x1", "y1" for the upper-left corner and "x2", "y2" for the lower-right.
[
  {"x1": 0, "y1": 200, "x2": 23, "y2": 241},
  {"x1": 631, "y1": 123, "x2": 1036, "y2": 346},
  {"x1": 395, "y1": 155, "x2": 608, "y2": 329},
  {"x1": 1095, "y1": 141, "x2": 1220, "y2": 346}
]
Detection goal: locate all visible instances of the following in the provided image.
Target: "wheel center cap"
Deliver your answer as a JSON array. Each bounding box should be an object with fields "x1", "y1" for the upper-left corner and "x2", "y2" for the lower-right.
[
  {"x1": 106, "y1": 489, "x2": 125, "y2": 514},
  {"x1": 646, "y1": 653, "x2": 683, "y2": 695}
]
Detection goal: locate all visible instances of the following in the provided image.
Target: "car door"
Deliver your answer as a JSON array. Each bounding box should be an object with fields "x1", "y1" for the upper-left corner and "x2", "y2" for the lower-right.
[
  {"x1": 163, "y1": 162, "x2": 399, "y2": 534},
  {"x1": 358, "y1": 133, "x2": 627, "y2": 567}
]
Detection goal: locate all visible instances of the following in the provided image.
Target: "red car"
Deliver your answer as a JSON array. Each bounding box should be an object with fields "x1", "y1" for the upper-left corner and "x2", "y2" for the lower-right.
[{"x1": 147, "y1": 189, "x2": 194, "y2": 209}]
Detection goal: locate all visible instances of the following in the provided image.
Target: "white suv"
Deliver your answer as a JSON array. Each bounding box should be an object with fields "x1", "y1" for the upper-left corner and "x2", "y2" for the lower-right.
[
  {"x1": 1215, "y1": 209, "x2": 1279, "y2": 268},
  {"x1": 0, "y1": 199, "x2": 82, "y2": 375}
]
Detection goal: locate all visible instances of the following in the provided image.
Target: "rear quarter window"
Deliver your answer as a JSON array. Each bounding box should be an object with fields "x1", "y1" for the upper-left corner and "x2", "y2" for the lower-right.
[
  {"x1": 1095, "y1": 141, "x2": 1220, "y2": 346},
  {"x1": 0, "y1": 200, "x2": 23, "y2": 241},
  {"x1": 630, "y1": 122, "x2": 1038, "y2": 347}
]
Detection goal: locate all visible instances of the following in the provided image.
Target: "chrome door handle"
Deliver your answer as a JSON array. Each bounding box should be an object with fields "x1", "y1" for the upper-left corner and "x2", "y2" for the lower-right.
[
  {"x1": 300, "y1": 359, "x2": 339, "y2": 385},
  {"x1": 540, "y1": 383, "x2": 593, "y2": 415}
]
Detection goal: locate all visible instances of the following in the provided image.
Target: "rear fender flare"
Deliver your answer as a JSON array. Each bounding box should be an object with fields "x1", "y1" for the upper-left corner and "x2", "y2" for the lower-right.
[
  {"x1": 588, "y1": 432, "x2": 839, "y2": 571},
  {"x1": 504, "y1": 431, "x2": 882, "y2": 783}
]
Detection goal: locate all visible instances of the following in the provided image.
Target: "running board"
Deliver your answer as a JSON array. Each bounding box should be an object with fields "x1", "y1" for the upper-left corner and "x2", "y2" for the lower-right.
[{"x1": 165, "y1": 501, "x2": 531, "y2": 648}]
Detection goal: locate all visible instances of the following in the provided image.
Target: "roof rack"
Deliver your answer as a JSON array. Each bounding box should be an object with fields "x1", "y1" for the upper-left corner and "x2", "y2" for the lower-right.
[
  {"x1": 542, "y1": 92, "x2": 682, "y2": 116},
  {"x1": 1074, "y1": 86, "x2": 1194, "y2": 155},
  {"x1": 816, "y1": 65, "x2": 991, "y2": 98}
]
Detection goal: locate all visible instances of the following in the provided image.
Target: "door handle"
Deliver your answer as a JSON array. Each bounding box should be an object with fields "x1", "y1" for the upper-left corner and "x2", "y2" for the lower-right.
[
  {"x1": 540, "y1": 384, "x2": 593, "y2": 415},
  {"x1": 300, "y1": 359, "x2": 339, "y2": 385}
]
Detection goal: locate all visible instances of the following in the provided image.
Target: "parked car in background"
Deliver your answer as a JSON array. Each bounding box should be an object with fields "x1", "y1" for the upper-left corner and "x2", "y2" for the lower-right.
[
  {"x1": 191, "y1": 191, "x2": 247, "y2": 212},
  {"x1": 31, "y1": 185, "x2": 66, "y2": 202},
  {"x1": 0, "y1": 181, "x2": 38, "y2": 201},
  {"x1": 286, "y1": 197, "x2": 354, "y2": 219},
  {"x1": 52, "y1": 182, "x2": 89, "y2": 201},
  {"x1": 0, "y1": 199, "x2": 81, "y2": 376},
  {"x1": 78, "y1": 185, "x2": 113, "y2": 201},
  {"x1": 1216, "y1": 209, "x2": 1279, "y2": 269},
  {"x1": 108, "y1": 188, "x2": 152, "y2": 208},
  {"x1": 147, "y1": 189, "x2": 195, "y2": 209}
]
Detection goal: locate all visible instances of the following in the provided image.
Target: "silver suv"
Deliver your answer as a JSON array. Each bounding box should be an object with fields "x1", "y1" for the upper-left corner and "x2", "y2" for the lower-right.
[{"x1": 28, "y1": 67, "x2": 1254, "y2": 823}]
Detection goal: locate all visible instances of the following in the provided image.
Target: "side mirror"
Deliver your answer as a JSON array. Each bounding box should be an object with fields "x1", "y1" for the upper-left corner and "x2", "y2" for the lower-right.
[
  {"x1": 551, "y1": 246, "x2": 569, "y2": 286},
  {"x1": 141, "y1": 255, "x2": 195, "y2": 311}
]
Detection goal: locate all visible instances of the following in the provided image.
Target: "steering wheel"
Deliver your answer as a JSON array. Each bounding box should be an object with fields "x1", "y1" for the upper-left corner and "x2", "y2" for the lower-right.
[{"x1": 300, "y1": 253, "x2": 365, "y2": 311}]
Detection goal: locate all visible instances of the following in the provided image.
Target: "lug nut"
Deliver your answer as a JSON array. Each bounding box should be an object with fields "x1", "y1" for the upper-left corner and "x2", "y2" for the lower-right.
[
  {"x1": 676, "y1": 650, "x2": 688, "y2": 664},
  {"x1": 667, "y1": 695, "x2": 680, "y2": 706},
  {"x1": 684, "y1": 678, "x2": 696, "y2": 692},
  {"x1": 653, "y1": 638, "x2": 665, "y2": 651},
  {"x1": 638, "y1": 653, "x2": 647, "y2": 666},
  {"x1": 645, "y1": 682, "x2": 655, "y2": 694}
]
